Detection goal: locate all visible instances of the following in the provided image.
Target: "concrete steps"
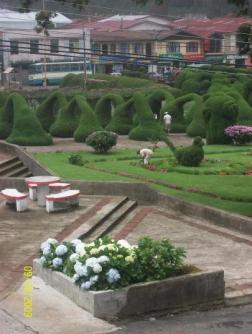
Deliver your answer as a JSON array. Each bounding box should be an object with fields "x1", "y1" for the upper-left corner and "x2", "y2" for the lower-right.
[
  {"x1": 0, "y1": 156, "x2": 32, "y2": 178},
  {"x1": 64, "y1": 196, "x2": 137, "y2": 241}
]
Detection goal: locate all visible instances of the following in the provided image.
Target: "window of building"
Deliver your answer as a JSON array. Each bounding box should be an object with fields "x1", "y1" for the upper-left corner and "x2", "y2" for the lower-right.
[
  {"x1": 146, "y1": 43, "x2": 152, "y2": 56},
  {"x1": 102, "y1": 44, "x2": 108, "y2": 55},
  {"x1": 30, "y1": 39, "x2": 39, "y2": 54},
  {"x1": 186, "y1": 41, "x2": 199, "y2": 53},
  {"x1": 209, "y1": 33, "x2": 223, "y2": 53},
  {"x1": 50, "y1": 39, "x2": 59, "y2": 53},
  {"x1": 91, "y1": 43, "x2": 100, "y2": 53},
  {"x1": 167, "y1": 41, "x2": 180, "y2": 53},
  {"x1": 69, "y1": 39, "x2": 79, "y2": 53},
  {"x1": 119, "y1": 43, "x2": 129, "y2": 54},
  {"x1": 10, "y1": 40, "x2": 19, "y2": 55},
  {"x1": 134, "y1": 43, "x2": 143, "y2": 55},
  {"x1": 51, "y1": 64, "x2": 61, "y2": 72},
  {"x1": 110, "y1": 44, "x2": 116, "y2": 54}
]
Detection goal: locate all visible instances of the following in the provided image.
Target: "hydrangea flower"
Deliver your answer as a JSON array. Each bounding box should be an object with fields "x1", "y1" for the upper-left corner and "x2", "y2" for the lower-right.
[
  {"x1": 81, "y1": 281, "x2": 91, "y2": 290},
  {"x1": 55, "y1": 244, "x2": 68, "y2": 257},
  {"x1": 72, "y1": 274, "x2": 80, "y2": 282},
  {"x1": 52, "y1": 257, "x2": 63, "y2": 268},
  {"x1": 46, "y1": 238, "x2": 58, "y2": 245},
  {"x1": 71, "y1": 239, "x2": 82, "y2": 247},
  {"x1": 90, "y1": 248, "x2": 99, "y2": 255},
  {"x1": 42, "y1": 245, "x2": 51, "y2": 256},
  {"x1": 74, "y1": 263, "x2": 88, "y2": 277},
  {"x1": 69, "y1": 253, "x2": 79, "y2": 263},
  {"x1": 97, "y1": 255, "x2": 109, "y2": 264},
  {"x1": 117, "y1": 239, "x2": 131, "y2": 248},
  {"x1": 40, "y1": 241, "x2": 50, "y2": 251},
  {"x1": 106, "y1": 268, "x2": 121, "y2": 284},
  {"x1": 39, "y1": 256, "x2": 46, "y2": 265},
  {"x1": 125, "y1": 255, "x2": 134, "y2": 263},
  {"x1": 93, "y1": 263, "x2": 102, "y2": 274},
  {"x1": 75, "y1": 243, "x2": 86, "y2": 256},
  {"x1": 86, "y1": 257, "x2": 98, "y2": 268},
  {"x1": 89, "y1": 275, "x2": 99, "y2": 285}
]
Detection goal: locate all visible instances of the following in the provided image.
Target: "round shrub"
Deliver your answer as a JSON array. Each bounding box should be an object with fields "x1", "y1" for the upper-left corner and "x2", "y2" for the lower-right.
[
  {"x1": 175, "y1": 136, "x2": 204, "y2": 167},
  {"x1": 68, "y1": 154, "x2": 84, "y2": 166},
  {"x1": 86, "y1": 131, "x2": 117, "y2": 153}
]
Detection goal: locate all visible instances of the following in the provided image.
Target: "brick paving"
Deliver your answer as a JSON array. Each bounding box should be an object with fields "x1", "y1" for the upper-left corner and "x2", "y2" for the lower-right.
[
  {"x1": 113, "y1": 206, "x2": 252, "y2": 297},
  {"x1": 0, "y1": 195, "x2": 114, "y2": 301}
]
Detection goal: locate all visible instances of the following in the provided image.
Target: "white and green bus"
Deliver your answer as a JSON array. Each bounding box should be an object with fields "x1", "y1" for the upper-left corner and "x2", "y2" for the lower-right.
[{"x1": 28, "y1": 61, "x2": 93, "y2": 86}]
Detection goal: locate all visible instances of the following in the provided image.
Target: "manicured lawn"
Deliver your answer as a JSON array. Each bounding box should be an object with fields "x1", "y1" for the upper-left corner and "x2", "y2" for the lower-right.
[{"x1": 34, "y1": 144, "x2": 252, "y2": 217}]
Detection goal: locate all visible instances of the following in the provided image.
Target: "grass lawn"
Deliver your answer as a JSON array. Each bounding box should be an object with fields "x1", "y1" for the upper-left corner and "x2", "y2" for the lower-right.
[{"x1": 34, "y1": 144, "x2": 252, "y2": 217}]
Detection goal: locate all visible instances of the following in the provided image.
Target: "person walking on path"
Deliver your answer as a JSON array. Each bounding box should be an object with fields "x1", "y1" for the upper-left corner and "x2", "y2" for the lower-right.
[{"x1": 163, "y1": 112, "x2": 172, "y2": 134}]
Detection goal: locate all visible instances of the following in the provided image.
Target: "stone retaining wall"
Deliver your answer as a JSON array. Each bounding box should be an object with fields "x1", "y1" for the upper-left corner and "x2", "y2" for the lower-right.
[{"x1": 33, "y1": 259, "x2": 224, "y2": 320}]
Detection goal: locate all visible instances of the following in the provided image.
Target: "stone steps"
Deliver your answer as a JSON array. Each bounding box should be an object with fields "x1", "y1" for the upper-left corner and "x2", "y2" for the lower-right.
[
  {"x1": 64, "y1": 196, "x2": 137, "y2": 242},
  {"x1": 0, "y1": 156, "x2": 32, "y2": 178}
]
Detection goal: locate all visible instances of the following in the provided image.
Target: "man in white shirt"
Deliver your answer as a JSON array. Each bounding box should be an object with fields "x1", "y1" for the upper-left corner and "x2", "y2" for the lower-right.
[
  {"x1": 138, "y1": 148, "x2": 153, "y2": 165},
  {"x1": 163, "y1": 112, "x2": 172, "y2": 134}
]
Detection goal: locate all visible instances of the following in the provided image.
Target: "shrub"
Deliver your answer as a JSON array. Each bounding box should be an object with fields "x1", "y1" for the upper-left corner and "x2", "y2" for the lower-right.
[
  {"x1": 37, "y1": 90, "x2": 68, "y2": 131},
  {"x1": 38, "y1": 236, "x2": 186, "y2": 291},
  {"x1": 224, "y1": 125, "x2": 252, "y2": 144},
  {"x1": 129, "y1": 93, "x2": 166, "y2": 141},
  {"x1": 147, "y1": 89, "x2": 175, "y2": 119},
  {"x1": 186, "y1": 95, "x2": 206, "y2": 138},
  {"x1": 68, "y1": 154, "x2": 84, "y2": 166},
  {"x1": 175, "y1": 136, "x2": 204, "y2": 167},
  {"x1": 86, "y1": 131, "x2": 117, "y2": 153},
  {"x1": 226, "y1": 91, "x2": 252, "y2": 125},
  {"x1": 203, "y1": 94, "x2": 239, "y2": 144},
  {"x1": 95, "y1": 93, "x2": 124, "y2": 128},
  {"x1": 106, "y1": 98, "x2": 135, "y2": 134},
  {"x1": 2, "y1": 93, "x2": 52, "y2": 146}
]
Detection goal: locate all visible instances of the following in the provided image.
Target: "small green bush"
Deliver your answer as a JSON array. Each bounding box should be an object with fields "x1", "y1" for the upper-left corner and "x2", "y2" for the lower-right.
[
  {"x1": 175, "y1": 136, "x2": 204, "y2": 167},
  {"x1": 86, "y1": 131, "x2": 117, "y2": 153},
  {"x1": 68, "y1": 154, "x2": 84, "y2": 166}
]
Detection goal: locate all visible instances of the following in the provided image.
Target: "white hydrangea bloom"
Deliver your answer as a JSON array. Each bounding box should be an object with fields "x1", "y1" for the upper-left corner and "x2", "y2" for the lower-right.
[
  {"x1": 71, "y1": 239, "x2": 82, "y2": 247},
  {"x1": 90, "y1": 248, "x2": 99, "y2": 256},
  {"x1": 98, "y1": 245, "x2": 106, "y2": 252},
  {"x1": 74, "y1": 263, "x2": 88, "y2": 277},
  {"x1": 89, "y1": 275, "x2": 99, "y2": 285},
  {"x1": 97, "y1": 255, "x2": 109, "y2": 264},
  {"x1": 52, "y1": 257, "x2": 63, "y2": 268},
  {"x1": 42, "y1": 245, "x2": 51, "y2": 256},
  {"x1": 46, "y1": 238, "x2": 58, "y2": 245},
  {"x1": 81, "y1": 281, "x2": 91, "y2": 290},
  {"x1": 86, "y1": 242, "x2": 95, "y2": 248},
  {"x1": 39, "y1": 256, "x2": 46, "y2": 265},
  {"x1": 55, "y1": 244, "x2": 68, "y2": 256},
  {"x1": 106, "y1": 268, "x2": 121, "y2": 284},
  {"x1": 93, "y1": 263, "x2": 102, "y2": 274},
  {"x1": 117, "y1": 239, "x2": 131, "y2": 248},
  {"x1": 85, "y1": 257, "x2": 98, "y2": 268},
  {"x1": 72, "y1": 274, "x2": 80, "y2": 282},
  {"x1": 69, "y1": 253, "x2": 79, "y2": 263},
  {"x1": 40, "y1": 241, "x2": 50, "y2": 251},
  {"x1": 75, "y1": 243, "x2": 86, "y2": 256}
]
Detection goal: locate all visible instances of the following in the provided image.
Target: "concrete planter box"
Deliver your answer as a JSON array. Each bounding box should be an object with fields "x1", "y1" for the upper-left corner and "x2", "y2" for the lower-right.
[{"x1": 33, "y1": 259, "x2": 224, "y2": 320}]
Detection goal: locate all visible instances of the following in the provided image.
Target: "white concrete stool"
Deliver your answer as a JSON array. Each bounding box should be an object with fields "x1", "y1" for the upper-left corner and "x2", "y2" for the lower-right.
[
  {"x1": 46, "y1": 190, "x2": 80, "y2": 213},
  {"x1": 28, "y1": 183, "x2": 37, "y2": 201},
  {"x1": 49, "y1": 183, "x2": 71, "y2": 194},
  {"x1": 1, "y1": 188, "x2": 28, "y2": 212}
]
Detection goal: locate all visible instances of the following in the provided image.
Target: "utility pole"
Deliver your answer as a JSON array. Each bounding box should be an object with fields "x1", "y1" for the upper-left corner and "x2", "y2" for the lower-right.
[
  {"x1": 42, "y1": 0, "x2": 47, "y2": 88},
  {"x1": 83, "y1": 29, "x2": 87, "y2": 92}
]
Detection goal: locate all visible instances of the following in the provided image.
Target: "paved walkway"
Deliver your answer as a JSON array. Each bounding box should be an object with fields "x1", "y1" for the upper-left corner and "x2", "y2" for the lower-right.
[{"x1": 23, "y1": 134, "x2": 191, "y2": 154}]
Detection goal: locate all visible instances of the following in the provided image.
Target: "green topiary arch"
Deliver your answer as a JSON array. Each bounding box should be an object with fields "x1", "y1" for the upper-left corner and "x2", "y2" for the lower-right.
[
  {"x1": 50, "y1": 95, "x2": 102, "y2": 141},
  {"x1": 95, "y1": 93, "x2": 124, "y2": 128},
  {"x1": 37, "y1": 90, "x2": 68, "y2": 131},
  {"x1": 147, "y1": 89, "x2": 175, "y2": 120},
  {"x1": 0, "y1": 93, "x2": 52, "y2": 145}
]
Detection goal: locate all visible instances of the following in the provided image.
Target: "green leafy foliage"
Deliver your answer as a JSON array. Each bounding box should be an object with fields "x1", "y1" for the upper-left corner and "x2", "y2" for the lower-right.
[
  {"x1": 175, "y1": 136, "x2": 205, "y2": 167},
  {"x1": 68, "y1": 154, "x2": 84, "y2": 166},
  {"x1": 95, "y1": 93, "x2": 124, "y2": 128},
  {"x1": 86, "y1": 131, "x2": 118, "y2": 153}
]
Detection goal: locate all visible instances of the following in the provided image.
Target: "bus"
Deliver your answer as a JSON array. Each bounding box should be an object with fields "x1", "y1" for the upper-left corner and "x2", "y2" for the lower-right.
[{"x1": 28, "y1": 61, "x2": 93, "y2": 86}]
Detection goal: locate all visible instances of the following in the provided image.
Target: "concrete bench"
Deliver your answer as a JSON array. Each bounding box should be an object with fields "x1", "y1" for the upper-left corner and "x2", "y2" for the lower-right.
[
  {"x1": 46, "y1": 190, "x2": 80, "y2": 213},
  {"x1": 1, "y1": 188, "x2": 28, "y2": 212},
  {"x1": 28, "y1": 183, "x2": 37, "y2": 201},
  {"x1": 49, "y1": 183, "x2": 71, "y2": 194}
]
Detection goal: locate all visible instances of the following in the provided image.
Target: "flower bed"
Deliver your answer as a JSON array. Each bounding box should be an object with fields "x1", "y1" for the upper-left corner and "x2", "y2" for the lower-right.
[
  {"x1": 34, "y1": 237, "x2": 225, "y2": 319},
  {"x1": 225, "y1": 125, "x2": 252, "y2": 145}
]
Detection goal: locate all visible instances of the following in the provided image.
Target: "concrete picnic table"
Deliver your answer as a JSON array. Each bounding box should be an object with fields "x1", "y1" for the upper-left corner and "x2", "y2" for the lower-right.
[{"x1": 25, "y1": 176, "x2": 61, "y2": 207}]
